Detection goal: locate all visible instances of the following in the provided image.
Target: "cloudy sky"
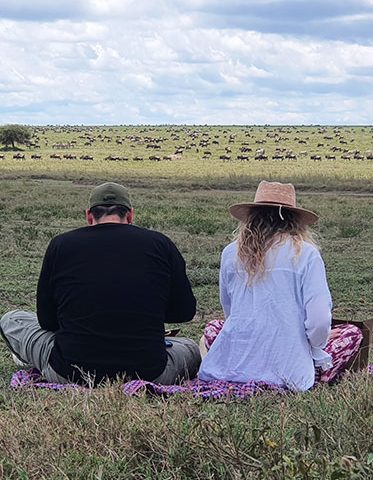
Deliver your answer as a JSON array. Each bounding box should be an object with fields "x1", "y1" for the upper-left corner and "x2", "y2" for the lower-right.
[{"x1": 0, "y1": 0, "x2": 372, "y2": 125}]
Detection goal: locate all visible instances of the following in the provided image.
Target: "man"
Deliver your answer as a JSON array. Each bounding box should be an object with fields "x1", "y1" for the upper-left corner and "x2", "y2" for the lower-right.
[{"x1": 0, "y1": 182, "x2": 200, "y2": 385}]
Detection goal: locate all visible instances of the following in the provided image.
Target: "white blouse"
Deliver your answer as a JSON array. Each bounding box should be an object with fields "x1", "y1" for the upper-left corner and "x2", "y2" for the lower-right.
[{"x1": 198, "y1": 238, "x2": 332, "y2": 391}]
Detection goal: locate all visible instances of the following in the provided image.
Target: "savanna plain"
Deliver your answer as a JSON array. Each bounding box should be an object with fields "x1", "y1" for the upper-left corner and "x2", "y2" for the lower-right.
[{"x1": 0, "y1": 125, "x2": 372, "y2": 479}]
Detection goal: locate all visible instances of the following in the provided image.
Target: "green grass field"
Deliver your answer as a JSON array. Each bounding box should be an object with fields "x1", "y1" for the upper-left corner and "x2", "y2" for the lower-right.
[{"x1": 0, "y1": 125, "x2": 372, "y2": 479}]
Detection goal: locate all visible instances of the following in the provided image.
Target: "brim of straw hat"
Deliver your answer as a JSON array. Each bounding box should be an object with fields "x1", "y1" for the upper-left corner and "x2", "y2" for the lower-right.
[{"x1": 229, "y1": 202, "x2": 319, "y2": 225}]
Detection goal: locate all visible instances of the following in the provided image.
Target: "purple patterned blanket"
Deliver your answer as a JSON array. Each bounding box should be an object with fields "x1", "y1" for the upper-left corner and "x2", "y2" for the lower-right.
[
  {"x1": 122, "y1": 379, "x2": 287, "y2": 398},
  {"x1": 10, "y1": 369, "x2": 286, "y2": 399},
  {"x1": 10, "y1": 366, "x2": 373, "y2": 399}
]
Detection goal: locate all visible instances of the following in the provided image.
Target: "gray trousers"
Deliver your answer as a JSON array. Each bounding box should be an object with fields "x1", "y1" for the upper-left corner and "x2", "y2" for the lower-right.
[{"x1": 0, "y1": 310, "x2": 201, "y2": 385}]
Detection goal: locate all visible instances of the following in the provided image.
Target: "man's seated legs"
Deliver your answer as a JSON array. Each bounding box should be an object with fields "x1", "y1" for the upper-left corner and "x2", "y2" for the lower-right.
[
  {"x1": 1, "y1": 311, "x2": 201, "y2": 385},
  {"x1": 0, "y1": 310, "x2": 68, "y2": 383},
  {"x1": 152, "y1": 337, "x2": 201, "y2": 385}
]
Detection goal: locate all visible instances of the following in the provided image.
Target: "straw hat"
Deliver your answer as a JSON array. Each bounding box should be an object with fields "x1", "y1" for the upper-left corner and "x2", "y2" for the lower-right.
[{"x1": 229, "y1": 181, "x2": 318, "y2": 225}]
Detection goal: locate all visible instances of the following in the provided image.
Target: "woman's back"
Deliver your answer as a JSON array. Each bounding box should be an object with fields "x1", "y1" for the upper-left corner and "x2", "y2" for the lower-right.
[{"x1": 198, "y1": 238, "x2": 332, "y2": 391}]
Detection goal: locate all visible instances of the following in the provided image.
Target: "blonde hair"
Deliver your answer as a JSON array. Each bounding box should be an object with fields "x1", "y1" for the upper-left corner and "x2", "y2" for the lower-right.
[{"x1": 235, "y1": 206, "x2": 318, "y2": 283}]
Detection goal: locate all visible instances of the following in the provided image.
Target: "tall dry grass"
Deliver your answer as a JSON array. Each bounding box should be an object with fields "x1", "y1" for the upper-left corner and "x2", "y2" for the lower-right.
[{"x1": 0, "y1": 372, "x2": 372, "y2": 479}]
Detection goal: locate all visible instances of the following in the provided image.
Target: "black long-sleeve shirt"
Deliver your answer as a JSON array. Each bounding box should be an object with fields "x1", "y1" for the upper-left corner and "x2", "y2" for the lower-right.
[{"x1": 37, "y1": 223, "x2": 196, "y2": 384}]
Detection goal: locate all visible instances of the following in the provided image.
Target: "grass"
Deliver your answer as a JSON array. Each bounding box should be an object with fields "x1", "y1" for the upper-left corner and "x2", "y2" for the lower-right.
[
  {"x1": 0, "y1": 374, "x2": 371, "y2": 479},
  {"x1": 0, "y1": 125, "x2": 372, "y2": 479}
]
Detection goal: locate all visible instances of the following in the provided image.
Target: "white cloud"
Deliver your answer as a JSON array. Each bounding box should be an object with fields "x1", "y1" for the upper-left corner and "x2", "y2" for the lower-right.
[{"x1": 0, "y1": 1, "x2": 372, "y2": 124}]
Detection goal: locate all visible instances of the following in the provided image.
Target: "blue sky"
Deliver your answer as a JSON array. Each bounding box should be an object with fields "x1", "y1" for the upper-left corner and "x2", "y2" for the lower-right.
[{"x1": 0, "y1": 0, "x2": 372, "y2": 125}]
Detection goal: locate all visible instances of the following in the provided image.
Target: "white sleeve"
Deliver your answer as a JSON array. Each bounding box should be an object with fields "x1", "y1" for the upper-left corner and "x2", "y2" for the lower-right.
[
  {"x1": 219, "y1": 250, "x2": 231, "y2": 319},
  {"x1": 302, "y1": 253, "x2": 332, "y2": 349}
]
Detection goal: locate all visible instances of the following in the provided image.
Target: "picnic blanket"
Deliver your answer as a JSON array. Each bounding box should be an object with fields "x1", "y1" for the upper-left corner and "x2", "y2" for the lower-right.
[
  {"x1": 122, "y1": 379, "x2": 287, "y2": 398},
  {"x1": 10, "y1": 365, "x2": 373, "y2": 399},
  {"x1": 10, "y1": 368, "x2": 286, "y2": 399}
]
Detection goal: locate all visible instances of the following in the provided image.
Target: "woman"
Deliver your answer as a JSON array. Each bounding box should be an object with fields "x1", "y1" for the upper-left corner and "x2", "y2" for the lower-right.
[{"x1": 198, "y1": 181, "x2": 362, "y2": 391}]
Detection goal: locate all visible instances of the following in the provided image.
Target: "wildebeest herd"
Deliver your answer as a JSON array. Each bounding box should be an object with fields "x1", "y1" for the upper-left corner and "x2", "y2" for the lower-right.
[{"x1": 0, "y1": 125, "x2": 372, "y2": 163}]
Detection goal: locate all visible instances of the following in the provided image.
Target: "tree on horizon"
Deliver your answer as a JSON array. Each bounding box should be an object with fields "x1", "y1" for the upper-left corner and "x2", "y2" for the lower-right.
[{"x1": 0, "y1": 124, "x2": 32, "y2": 150}]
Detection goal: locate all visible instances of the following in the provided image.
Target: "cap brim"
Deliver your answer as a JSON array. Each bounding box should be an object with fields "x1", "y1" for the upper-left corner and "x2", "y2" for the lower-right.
[
  {"x1": 229, "y1": 203, "x2": 319, "y2": 225},
  {"x1": 89, "y1": 201, "x2": 131, "y2": 209}
]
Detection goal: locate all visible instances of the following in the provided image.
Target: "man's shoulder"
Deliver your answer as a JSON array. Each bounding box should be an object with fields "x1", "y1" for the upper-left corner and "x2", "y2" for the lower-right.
[
  {"x1": 111, "y1": 224, "x2": 171, "y2": 243},
  {"x1": 50, "y1": 226, "x2": 90, "y2": 243},
  {"x1": 50, "y1": 224, "x2": 174, "y2": 249},
  {"x1": 139, "y1": 227, "x2": 176, "y2": 248}
]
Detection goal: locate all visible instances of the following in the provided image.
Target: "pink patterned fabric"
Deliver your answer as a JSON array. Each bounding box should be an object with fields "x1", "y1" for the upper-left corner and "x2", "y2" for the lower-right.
[
  {"x1": 315, "y1": 324, "x2": 363, "y2": 383},
  {"x1": 10, "y1": 368, "x2": 81, "y2": 390},
  {"x1": 10, "y1": 369, "x2": 286, "y2": 398},
  {"x1": 203, "y1": 320, "x2": 364, "y2": 384},
  {"x1": 10, "y1": 360, "x2": 372, "y2": 398},
  {"x1": 204, "y1": 319, "x2": 225, "y2": 350},
  {"x1": 9, "y1": 323, "x2": 368, "y2": 397},
  {"x1": 122, "y1": 378, "x2": 286, "y2": 398}
]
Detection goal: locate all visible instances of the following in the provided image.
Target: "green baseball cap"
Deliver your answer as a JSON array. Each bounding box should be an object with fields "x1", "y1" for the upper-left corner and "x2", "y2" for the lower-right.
[{"x1": 89, "y1": 182, "x2": 132, "y2": 209}]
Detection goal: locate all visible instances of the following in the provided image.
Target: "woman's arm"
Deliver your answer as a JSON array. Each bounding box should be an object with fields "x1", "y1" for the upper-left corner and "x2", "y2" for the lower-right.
[
  {"x1": 303, "y1": 253, "x2": 332, "y2": 348},
  {"x1": 219, "y1": 247, "x2": 232, "y2": 319}
]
